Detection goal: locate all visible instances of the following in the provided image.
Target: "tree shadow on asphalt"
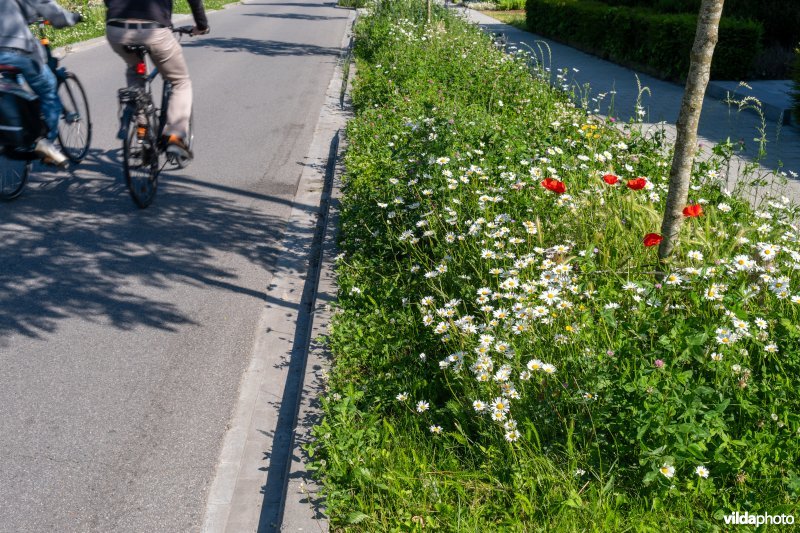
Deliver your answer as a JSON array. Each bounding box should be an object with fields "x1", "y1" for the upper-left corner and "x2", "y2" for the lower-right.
[
  {"x1": 243, "y1": 12, "x2": 348, "y2": 21},
  {"x1": 0, "y1": 147, "x2": 304, "y2": 346},
  {"x1": 242, "y1": 1, "x2": 338, "y2": 7},
  {"x1": 183, "y1": 37, "x2": 341, "y2": 57}
]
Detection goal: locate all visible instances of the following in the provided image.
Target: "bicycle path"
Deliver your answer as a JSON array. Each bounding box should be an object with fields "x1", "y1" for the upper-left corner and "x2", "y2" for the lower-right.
[
  {"x1": 463, "y1": 8, "x2": 800, "y2": 203},
  {"x1": 0, "y1": 1, "x2": 349, "y2": 532}
]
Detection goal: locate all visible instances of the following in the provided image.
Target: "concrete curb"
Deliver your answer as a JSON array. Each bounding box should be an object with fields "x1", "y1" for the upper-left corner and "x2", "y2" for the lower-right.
[
  {"x1": 200, "y1": 8, "x2": 356, "y2": 533},
  {"x1": 280, "y1": 12, "x2": 357, "y2": 531},
  {"x1": 278, "y1": 118, "x2": 342, "y2": 533}
]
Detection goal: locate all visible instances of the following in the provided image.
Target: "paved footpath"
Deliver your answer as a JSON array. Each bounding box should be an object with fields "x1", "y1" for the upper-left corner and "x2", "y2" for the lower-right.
[{"x1": 463, "y1": 9, "x2": 800, "y2": 204}]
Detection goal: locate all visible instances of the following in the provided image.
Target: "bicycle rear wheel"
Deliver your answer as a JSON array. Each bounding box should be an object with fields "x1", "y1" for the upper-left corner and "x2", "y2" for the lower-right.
[
  {"x1": 57, "y1": 72, "x2": 92, "y2": 163},
  {"x1": 122, "y1": 112, "x2": 160, "y2": 208},
  {"x1": 0, "y1": 153, "x2": 31, "y2": 201}
]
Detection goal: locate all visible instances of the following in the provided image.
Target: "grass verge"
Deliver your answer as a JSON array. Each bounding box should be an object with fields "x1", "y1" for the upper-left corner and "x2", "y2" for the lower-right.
[
  {"x1": 42, "y1": 0, "x2": 239, "y2": 49},
  {"x1": 480, "y1": 9, "x2": 526, "y2": 30},
  {"x1": 311, "y1": 0, "x2": 800, "y2": 529}
]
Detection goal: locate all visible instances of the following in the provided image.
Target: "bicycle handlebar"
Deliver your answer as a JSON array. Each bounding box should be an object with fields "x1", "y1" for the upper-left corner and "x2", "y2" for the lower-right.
[
  {"x1": 173, "y1": 25, "x2": 209, "y2": 36},
  {"x1": 35, "y1": 13, "x2": 82, "y2": 26}
]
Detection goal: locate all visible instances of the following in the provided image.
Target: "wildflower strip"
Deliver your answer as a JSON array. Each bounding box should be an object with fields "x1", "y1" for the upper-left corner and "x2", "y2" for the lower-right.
[{"x1": 312, "y1": 1, "x2": 800, "y2": 528}]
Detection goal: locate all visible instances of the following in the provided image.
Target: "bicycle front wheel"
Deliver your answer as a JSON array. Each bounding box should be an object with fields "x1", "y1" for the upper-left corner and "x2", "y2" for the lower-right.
[
  {"x1": 122, "y1": 112, "x2": 160, "y2": 208},
  {"x1": 0, "y1": 153, "x2": 31, "y2": 201},
  {"x1": 57, "y1": 71, "x2": 92, "y2": 163}
]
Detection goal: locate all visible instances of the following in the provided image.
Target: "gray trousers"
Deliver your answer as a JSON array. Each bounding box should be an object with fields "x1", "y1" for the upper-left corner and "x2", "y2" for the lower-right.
[{"x1": 106, "y1": 25, "x2": 192, "y2": 140}]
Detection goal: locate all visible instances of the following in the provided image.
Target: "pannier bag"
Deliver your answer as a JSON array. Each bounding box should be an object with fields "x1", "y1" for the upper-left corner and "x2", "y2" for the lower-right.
[{"x1": 0, "y1": 80, "x2": 46, "y2": 148}]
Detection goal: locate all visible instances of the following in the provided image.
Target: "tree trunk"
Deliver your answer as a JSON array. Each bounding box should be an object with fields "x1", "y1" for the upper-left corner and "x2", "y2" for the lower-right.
[{"x1": 658, "y1": 0, "x2": 724, "y2": 261}]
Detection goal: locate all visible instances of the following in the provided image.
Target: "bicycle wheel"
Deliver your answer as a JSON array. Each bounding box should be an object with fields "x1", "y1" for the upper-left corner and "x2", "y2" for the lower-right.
[
  {"x1": 122, "y1": 111, "x2": 160, "y2": 208},
  {"x1": 57, "y1": 71, "x2": 92, "y2": 163},
  {"x1": 0, "y1": 152, "x2": 31, "y2": 201}
]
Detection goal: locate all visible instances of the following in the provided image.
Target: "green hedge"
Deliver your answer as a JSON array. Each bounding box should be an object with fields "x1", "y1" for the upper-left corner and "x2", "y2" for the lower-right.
[
  {"x1": 602, "y1": 0, "x2": 799, "y2": 48},
  {"x1": 525, "y1": 0, "x2": 763, "y2": 81},
  {"x1": 793, "y1": 45, "x2": 800, "y2": 124}
]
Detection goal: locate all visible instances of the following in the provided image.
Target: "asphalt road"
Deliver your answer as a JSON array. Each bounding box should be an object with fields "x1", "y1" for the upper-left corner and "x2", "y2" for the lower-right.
[{"x1": 0, "y1": 1, "x2": 348, "y2": 531}]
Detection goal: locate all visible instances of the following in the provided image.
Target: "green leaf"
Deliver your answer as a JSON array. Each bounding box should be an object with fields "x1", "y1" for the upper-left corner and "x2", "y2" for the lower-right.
[
  {"x1": 563, "y1": 491, "x2": 584, "y2": 508},
  {"x1": 714, "y1": 398, "x2": 731, "y2": 413},
  {"x1": 780, "y1": 319, "x2": 799, "y2": 338},
  {"x1": 449, "y1": 430, "x2": 468, "y2": 445},
  {"x1": 685, "y1": 333, "x2": 707, "y2": 346},
  {"x1": 347, "y1": 512, "x2": 371, "y2": 524}
]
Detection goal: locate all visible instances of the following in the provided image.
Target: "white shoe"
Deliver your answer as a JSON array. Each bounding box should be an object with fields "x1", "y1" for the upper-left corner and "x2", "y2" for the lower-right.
[{"x1": 34, "y1": 138, "x2": 69, "y2": 169}]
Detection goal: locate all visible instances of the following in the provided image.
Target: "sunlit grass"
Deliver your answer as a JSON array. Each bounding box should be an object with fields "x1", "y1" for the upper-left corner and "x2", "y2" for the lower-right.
[
  {"x1": 42, "y1": 0, "x2": 238, "y2": 49},
  {"x1": 480, "y1": 9, "x2": 527, "y2": 30}
]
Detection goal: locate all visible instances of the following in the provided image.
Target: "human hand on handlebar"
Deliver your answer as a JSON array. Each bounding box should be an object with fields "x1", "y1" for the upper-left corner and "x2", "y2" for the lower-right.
[{"x1": 191, "y1": 26, "x2": 210, "y2": 36}]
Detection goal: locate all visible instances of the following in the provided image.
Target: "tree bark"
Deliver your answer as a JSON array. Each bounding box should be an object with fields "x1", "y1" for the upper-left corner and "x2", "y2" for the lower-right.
[{"x1": 658, "y1": 0, "x2": 724, "y2": 261}]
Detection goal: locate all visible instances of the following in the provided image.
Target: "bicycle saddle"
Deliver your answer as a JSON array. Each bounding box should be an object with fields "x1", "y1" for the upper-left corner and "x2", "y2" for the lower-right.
[{"x1": 123, "y1": 45, "x2": 148, "y2": 55}]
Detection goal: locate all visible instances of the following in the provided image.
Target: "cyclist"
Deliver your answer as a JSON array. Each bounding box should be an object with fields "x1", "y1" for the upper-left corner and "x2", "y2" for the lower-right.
[
  {"x1": 104, "y1": 0, "x2": 210, "y2": 162},
  {"x1": 0, "y1": 0, "x2": 81, "y2": 168}
]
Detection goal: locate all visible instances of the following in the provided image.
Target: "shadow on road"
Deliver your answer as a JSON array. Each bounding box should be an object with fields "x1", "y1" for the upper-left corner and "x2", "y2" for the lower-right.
[
  {"x1": 243, "y1": 12, "x2": 348, "y2": 21},
  {"x1": 184, "y1": 37, "x2": 341, "y2": 57},
  {"x1": 242, "y1": 1, "x2": 338, "y2": 7},
  {"x1": 0, "y1": 148, "x2": 307, "y2": 346}
]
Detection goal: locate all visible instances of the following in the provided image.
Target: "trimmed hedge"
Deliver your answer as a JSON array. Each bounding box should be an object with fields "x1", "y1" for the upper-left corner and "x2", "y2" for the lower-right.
[
  {"x1": 525, "y1": 0, "x2": 763, "y2": 81},
  {"x1": 603, "y1": 0, "x2": 800, "y2": 48},
  {"x1": 793, "y1": 45, "x2": 800, "y2": 124}
]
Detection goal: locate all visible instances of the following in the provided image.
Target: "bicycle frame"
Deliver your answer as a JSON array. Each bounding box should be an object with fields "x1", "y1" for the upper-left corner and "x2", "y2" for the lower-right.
[{"x1": 117, "y1": 26, "x2": 190, "y2": 145}]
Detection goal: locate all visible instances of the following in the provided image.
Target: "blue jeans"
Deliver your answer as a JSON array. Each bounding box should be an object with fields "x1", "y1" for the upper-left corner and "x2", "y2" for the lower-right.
[{"x1": 0, "y1": 50, "x2": 60, "y2": 140}]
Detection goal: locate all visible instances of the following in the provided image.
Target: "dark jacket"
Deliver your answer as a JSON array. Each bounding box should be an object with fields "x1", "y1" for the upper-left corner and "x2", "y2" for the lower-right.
[{"x1": 104, "y1": 0, "x2": 209, "y2": 30}]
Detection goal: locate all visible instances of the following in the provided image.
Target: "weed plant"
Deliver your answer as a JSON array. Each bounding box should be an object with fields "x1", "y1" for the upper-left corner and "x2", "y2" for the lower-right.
[{"x1": 312, "y1": 0, "x2": 800, "y2": 529}]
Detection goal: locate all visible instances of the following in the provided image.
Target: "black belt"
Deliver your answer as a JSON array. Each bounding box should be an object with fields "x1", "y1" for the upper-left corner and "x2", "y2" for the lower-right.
[{"x1": 107, "y1": 21, "x2": 167, "y2": 30}]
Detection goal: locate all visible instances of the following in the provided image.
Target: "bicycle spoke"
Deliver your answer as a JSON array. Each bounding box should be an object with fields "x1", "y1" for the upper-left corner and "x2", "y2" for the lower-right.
[
  {"x1": 123, "y1": 115, "x2": 160, "y2": 208},
  {"x1": 0, "y1": 155, "x2": 30, "y2": 200},
  {"x1": 57, "y1": 73, "x2": 92, "y2": 163}
]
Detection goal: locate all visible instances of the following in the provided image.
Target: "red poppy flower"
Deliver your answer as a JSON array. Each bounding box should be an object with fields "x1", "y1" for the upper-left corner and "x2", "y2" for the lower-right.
[
  {"x1": 682, "y1": 204, "x2": 703, "y2": 217},
  {"x1": 643, "y1": 233, "x2": 663, "y2": 247},
  {"x1": 626, "y1": 177, "x2": 647, "y2": 190},
  {"x1": 602, "y1": 174, "x2": 619, "y2": 185},
  {"x1": 541, "y1": 178, "x2": 566, "y2": 194}
]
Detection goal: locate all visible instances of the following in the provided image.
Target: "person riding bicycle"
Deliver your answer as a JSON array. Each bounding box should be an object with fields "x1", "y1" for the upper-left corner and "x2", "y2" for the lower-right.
[
  {"x1": 0, "y1": 0, "x2": 81, "y2": 168},
  {"x1": 104, "y1": 0, "x2": 209, "y2": 162}
]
